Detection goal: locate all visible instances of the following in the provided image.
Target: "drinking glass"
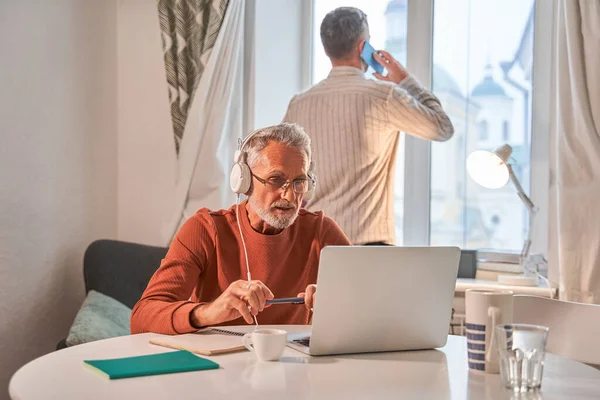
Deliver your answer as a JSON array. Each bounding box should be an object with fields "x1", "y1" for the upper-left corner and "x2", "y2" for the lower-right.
[{"x1": 495, "y1": 324, "x2": 549, "y2": 392}]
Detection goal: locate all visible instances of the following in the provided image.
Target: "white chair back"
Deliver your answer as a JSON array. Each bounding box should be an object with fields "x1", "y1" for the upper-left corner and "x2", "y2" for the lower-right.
[{"x1": 513, "y1": 295, "x2": 600, "y2": 365}]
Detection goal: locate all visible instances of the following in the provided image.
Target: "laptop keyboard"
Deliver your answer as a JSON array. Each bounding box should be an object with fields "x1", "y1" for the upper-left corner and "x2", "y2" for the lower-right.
[{"x1": 292, "y1": 338, "x2": 311, "y2": 347}]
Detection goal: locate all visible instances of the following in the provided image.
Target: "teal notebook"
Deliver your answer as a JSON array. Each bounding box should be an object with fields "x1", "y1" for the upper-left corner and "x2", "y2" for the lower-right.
[{"x1": 84, "y1": 350, "x2": 219, "y2": 380}]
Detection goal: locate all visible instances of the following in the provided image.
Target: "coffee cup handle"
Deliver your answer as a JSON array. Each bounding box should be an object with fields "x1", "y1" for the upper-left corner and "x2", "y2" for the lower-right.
[
  {"x1": 486, "y1": 306, "x2": 500, "y2": 363},
  {"x1": 242, "y1": 332, "x2": 254, "y2": 352}
]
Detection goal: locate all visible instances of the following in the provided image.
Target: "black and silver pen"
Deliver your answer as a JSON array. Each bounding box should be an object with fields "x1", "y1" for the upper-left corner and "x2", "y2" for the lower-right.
[{"x1": 265, "y1": 297, "x2": 305, "y2": 305}]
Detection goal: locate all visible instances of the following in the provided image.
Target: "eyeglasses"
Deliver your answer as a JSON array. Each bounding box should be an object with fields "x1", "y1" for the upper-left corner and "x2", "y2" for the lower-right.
[{"x1": 251, "y1": 172, "x2": 312, "y2": 194}]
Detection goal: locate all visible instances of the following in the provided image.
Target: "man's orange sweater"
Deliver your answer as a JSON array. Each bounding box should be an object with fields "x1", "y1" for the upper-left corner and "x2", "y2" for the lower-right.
[{"x1": 131, "y1": 201, "x2": 350, "y2": 334}]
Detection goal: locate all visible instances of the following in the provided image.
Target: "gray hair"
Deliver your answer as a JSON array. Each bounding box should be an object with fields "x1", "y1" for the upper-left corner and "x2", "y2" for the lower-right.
[
  {"x1": 320, "y1": 7, "x2": 369, "y2": 60},
  {"x1": 244, "y1": 123, "x2": 312, "y2": 170}
]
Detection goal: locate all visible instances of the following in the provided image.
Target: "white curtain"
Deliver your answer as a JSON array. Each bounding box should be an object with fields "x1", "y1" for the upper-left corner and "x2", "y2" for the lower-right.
[
  {"x1": 162, "y1": 0, "x2": 245, "y2": 243},
  {"x1": 550, "y1": 0, "x2": 600, "y2": 303}
]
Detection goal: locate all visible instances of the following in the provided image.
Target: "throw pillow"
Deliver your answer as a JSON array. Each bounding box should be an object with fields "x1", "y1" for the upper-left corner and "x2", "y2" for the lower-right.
[{"x1": 65, "y1": 290, "x2": 132, "y2": 346}]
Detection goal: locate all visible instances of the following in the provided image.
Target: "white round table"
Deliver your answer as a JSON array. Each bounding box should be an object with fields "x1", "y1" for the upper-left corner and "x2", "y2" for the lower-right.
[{"x1": 9, "y1": 326, "x2": 600, "y2": 399}]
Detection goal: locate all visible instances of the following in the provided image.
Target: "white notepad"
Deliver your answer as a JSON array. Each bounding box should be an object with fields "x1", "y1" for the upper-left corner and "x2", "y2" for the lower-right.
[{"x1": 149, "y1": 328, "x2": 249, "y2": 356}]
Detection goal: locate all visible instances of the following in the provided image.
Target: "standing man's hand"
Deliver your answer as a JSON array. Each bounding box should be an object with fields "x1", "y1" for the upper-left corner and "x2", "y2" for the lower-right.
[
  {"x1": 297, "y1": 284, "x2": 317, "y2": 311},
  {"x1": 191, "y1": 280, "x2": 274, "y2": 327},
  {"x1": 373, "y1": 50, "x2": 409, "y2": 84}
]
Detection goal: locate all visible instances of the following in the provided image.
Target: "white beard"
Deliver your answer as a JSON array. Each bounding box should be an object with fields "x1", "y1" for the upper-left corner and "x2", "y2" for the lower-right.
[{"x1": 248, "y1": 197, "x2": 299, "y2": 230}]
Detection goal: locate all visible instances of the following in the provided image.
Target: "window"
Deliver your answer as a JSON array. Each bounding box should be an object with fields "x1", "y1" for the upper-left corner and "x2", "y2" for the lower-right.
[
  {"x1": 429, "y1": 0, "x2": 534, "y2": 251},
  {"x1": 309, "y1": 0, "x2": 550, "y2": 253}
]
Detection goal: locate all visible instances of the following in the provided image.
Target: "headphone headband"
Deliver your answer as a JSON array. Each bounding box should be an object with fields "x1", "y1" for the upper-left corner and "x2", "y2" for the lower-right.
[{"x1": 238, "y1": 128, "x2": 264, "y2": 153}]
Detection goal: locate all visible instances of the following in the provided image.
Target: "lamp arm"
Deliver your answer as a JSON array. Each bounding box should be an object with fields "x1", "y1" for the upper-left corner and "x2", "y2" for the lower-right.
[
  {"x1": 506, "y1": 164, "x2": 538, "y2": 263},
  {"x1": 506, "y1": 164, "x2": 536, "y2": 216}
]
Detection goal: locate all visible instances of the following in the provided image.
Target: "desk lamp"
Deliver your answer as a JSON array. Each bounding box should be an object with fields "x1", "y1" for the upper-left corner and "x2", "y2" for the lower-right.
[{"x1": 466, "y1": 144, "x2": 538, "y2": 286}]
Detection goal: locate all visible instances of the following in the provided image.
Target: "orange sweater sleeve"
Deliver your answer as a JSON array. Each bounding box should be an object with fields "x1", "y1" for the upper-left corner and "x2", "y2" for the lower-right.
[{"x1": 130, "y1": 211, "x2": 216, "y2": 334}]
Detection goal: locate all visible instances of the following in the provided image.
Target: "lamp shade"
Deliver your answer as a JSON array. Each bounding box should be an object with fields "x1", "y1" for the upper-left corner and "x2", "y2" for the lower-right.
[{"x1": 466, "y1": 144, "x2": 513, "y2": 189}]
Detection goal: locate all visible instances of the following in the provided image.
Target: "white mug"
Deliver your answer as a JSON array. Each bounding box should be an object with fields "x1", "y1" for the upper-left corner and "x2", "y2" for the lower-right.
[
  {"x1": 242, "y1": 328, "x2": 287, "y2": 361},
  {"x1": 465, "y1": 290, "x2": 513, "y2": 374}
]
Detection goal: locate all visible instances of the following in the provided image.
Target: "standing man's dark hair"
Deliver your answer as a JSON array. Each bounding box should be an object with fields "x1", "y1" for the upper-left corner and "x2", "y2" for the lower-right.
[{"x1": 320, "y1": 7, "x2": 369, "y2": 60}]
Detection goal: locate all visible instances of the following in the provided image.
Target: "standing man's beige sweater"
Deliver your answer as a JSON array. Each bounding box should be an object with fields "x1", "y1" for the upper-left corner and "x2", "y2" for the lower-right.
[{"x1": 284, "y1": 66, "x2": 454, "y2": 245}]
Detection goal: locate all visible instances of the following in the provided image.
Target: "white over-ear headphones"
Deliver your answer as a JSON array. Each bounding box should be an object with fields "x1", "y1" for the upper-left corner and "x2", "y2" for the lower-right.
[{"x1": 229, "y1": 128, "x2": 316, "y2": 201}]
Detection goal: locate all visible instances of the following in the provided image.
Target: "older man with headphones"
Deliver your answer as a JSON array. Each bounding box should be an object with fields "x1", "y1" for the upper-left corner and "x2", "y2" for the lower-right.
[{"x1": 131, "y1": 123, "x2": 350, "y2": 335}]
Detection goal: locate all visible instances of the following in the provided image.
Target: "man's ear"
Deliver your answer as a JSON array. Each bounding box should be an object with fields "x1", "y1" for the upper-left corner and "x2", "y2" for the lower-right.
[{"x1": 358, "y1": 39, "x2": 366, "y2": 54}]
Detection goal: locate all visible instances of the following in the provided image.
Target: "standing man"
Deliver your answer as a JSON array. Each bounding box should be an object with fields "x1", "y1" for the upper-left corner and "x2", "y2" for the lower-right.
[{"x1": 283, "y1": 7, "x2": 454, "y2": 245}]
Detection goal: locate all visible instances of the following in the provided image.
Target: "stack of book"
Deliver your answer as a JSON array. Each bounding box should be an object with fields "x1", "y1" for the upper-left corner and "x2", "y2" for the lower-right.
[{"x1": 475, "y1": 249, "x2": 523, "y2": 281}]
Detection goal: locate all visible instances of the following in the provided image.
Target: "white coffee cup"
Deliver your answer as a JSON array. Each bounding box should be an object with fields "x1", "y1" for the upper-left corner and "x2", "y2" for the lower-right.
[
  {"x1": 242, "y1": 328, "x2": 287, "y2": 361},
  {"x1": 465, "y1": 290, "x2": 513, "y2": 374}
]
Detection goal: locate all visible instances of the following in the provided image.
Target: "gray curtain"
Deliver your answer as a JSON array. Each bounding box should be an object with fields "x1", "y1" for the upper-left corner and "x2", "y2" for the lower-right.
[{"x1": 158, "y1": 0, "x2": 230, "y2": 154}]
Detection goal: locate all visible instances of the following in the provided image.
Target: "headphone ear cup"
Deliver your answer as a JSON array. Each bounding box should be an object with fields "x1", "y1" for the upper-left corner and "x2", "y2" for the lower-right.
[{"x1": 230, "y1": 161, "x2": 252, "y2": 195}]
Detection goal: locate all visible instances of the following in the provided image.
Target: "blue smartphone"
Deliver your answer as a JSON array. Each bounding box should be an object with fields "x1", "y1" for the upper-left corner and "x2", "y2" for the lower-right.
[{"x1": 360, "y1": 41, "x2": 384, "y2": 75}]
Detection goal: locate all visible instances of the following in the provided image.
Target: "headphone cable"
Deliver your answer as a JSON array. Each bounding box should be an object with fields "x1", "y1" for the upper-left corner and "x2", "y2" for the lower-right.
[
  {"x1": 236, "y1": 194, "x2": 258, "y2": 327},
  {"x1": 236, "y1": 194, "x2": 251, "y2": 281}
]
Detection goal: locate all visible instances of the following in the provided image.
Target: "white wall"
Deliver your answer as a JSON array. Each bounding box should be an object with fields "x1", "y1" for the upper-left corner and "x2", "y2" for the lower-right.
[
  {"x1": 0, "y1": 0, "x2": 118, "y2": 397},
  {"x1": 117, "y1": 0, "x2": 177, "y2": 246}
]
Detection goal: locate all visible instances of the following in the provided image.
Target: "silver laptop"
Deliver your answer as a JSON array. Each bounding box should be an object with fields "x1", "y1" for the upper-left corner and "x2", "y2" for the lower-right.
[{"x1": 287, "y1": 246, "x2": 461, "y2": 356}]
